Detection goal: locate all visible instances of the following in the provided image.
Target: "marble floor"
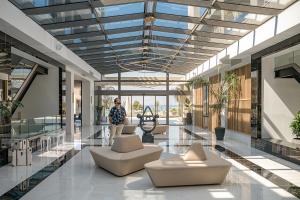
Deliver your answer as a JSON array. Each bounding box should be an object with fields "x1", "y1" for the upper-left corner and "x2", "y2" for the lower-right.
[
  {"x1": 0, "y1": 143, "x2": 75, "y2": 196},
  {"x1": 0, "y1": 125, "x2": 299, "y2": 200}
]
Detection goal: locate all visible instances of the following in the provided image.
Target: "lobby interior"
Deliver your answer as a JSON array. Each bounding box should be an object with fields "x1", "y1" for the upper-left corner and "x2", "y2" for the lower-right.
[{"x1": 1, "y1": 0, "x2": 300, "y2": 199}]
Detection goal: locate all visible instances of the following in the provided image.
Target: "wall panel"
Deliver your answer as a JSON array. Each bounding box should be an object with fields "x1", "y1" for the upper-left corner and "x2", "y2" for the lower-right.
[
  {"x1": 193, "y1": 83, "x2": 204, "y2": 128},
  {"x1": 209, "y1": 75, "x2": 220, "y2": 132},
  {"x1": 227, "y1": 64, "x2": 251, "y2": 134}
]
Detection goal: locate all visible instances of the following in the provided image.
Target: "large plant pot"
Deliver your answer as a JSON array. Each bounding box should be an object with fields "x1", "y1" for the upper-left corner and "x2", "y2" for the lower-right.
[
  {"x1": 215, "y1": 127, "x2": 225, "y2": 140},
  {"x1": 185, "y1": 112, "x2": 192, "y2": 125}
]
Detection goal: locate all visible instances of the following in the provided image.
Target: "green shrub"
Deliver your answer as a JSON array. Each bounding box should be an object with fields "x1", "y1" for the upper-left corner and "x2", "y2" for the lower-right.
[{"x1": 290, "y1": 111, "x2": 300, "y2": 138}]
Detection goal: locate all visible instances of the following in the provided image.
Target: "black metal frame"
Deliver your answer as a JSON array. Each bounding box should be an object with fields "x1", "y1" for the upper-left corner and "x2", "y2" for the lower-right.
[{"x1": 8, "y1": 0, "x2": 292, "y2": 74}]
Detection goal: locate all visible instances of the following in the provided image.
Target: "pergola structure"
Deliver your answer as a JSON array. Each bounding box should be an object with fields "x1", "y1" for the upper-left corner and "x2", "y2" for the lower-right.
[{"x1": 10, "y1": 0, "x2": 296, "y2": 74}]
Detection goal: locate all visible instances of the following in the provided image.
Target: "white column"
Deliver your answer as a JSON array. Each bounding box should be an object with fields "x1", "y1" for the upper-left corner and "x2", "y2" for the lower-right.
[
  {"x1": 82, "y1": 79, "x2": 94, "y2": 127},
  {"x1": 66, "y1": 70, "x2": 74, "y2": 141}
]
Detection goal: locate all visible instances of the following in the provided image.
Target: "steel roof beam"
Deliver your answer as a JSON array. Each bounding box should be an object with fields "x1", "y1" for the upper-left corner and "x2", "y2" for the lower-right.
[
  {"x1": 56, "y1": 25, "x2": 240, "y2": 43},
  {"x1": 152, "y1": 43, "x2": 219, "y2": 55},
  {"x1": 152, "y1": 25, "x2": 242, "y2": 40},
  {"x1": 158, "y1": 0, "x2": 281, "y2": 15},
  {"x1": 86, "y1": 54, "x2": 206, "y2": 65},
  {"x1": 84, "y1": 53, "x2": 144, "y2": 61},
  {"x1": 73, "y1": 41, "x2": 217, "y2": 56},
  {"x1": 213, "y1": 2, "x2": 282, "y2": 15},
  {"x1": 22, "y1": 2, "x2": 91, "y2": 15},
  {"x1": 42, "y1": 12, "x2": 257, "y2": 31},
  {"x1": 146, "y1": 52, "x2": 208, "y2": 61},
  {"x1": 156, "y1": 13, "x2": 258, "y2": 30},
  {"x1": 67, "y1": 35, "x2": 143, "y2": 48},
  {"x1": 74, "y1": 43, "x2": 142, "y2": 56},
  {"x1": 57, "y1": 31, "x2": 103, "y2": 41},
  {"x1": 22, "y1": 0, "x2": 280, "y2": 16},
  {"x1": 148, "y1": 49, "x2": 212, "y2": 59},
  {"x1": 153, "y1": 36, "x2": 228, "y2": 48},
  {"x1": 42, "y1": 13, "x2": 144, "y2": 30},
  {"x1": 81, "y1": 49, "x2": 209, "y2": 61},
  {"x1": 56, "y1": 25, "x2": 143, "y2": 40},
  {"x1": 23, "y1": 0, "x2": 144, "y2": 15},
  {"x1": 67, "y1": 34, "x2": 227, "y2": 49},
  {"x1": 87, "y1": 55, "x2": 146, "y2": 64},
  {"x1": 81, "y1": 51, "x2": 143, "y2": 60}
]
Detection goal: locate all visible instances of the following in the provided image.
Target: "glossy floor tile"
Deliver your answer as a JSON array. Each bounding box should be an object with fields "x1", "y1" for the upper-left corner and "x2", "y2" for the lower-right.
[
  {"x1": 19, "y1": 147, "x2": 298, "y2": 200},
  {"x1": 0, "y1": 143, "x2": 75, "y2": 197},
  {"x1": 1, "y1": 125, "x2": 299, "y2": 200}
]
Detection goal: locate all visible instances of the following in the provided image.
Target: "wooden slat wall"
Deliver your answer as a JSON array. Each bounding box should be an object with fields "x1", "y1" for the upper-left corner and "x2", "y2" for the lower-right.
[
  {"x1": 193, "y1": 83, "x2": 204, "y2": 128},
  {"x1": 227, "y1": 64, "x2": 251, "y2": 134},
  {"x1": 209, "y1": 75, "x2": 220, "y2": 132}
]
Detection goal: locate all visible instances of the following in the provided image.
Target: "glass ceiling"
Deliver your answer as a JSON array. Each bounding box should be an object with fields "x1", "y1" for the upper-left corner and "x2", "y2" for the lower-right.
[{"x1": 9, "y1": 0, "x2": 297, "y2": 74}]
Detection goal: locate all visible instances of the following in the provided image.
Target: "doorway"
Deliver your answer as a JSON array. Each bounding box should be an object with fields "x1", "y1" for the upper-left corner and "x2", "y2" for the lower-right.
[{"x1": 121, "y1": 95, "x2": 167, "y2": 124}]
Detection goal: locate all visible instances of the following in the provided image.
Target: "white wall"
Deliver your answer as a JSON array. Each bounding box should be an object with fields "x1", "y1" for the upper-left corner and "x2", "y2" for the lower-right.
[
  {"x1": 261, "y1": 45, "x2": 300, "y2": 142},
  {"x1": 15, "y1": 66, "x2": 59, "y2": 119}
]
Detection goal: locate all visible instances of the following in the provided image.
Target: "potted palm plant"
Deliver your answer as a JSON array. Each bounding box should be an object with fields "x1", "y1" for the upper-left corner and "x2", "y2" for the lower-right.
[
  {"x1": 209, "y1": 73, "x2": 239, "y2": 140},
  {"x1": 290, "y1": 111, "x2": 300, "y2": 143},
  {"x1": 177, "y1": 77, "x2": 208, "y2": 125}
]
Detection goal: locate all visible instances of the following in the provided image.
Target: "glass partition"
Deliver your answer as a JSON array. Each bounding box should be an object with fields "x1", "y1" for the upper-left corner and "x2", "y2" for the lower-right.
[
  {"x1": 131, "y1": 96, "x2": 143, "y2": 124},
  {"x1": 275, "y1": 49, "x2": 300, "y2": 67},
  {"x1": 11, "y1": 115, "x2": 62, "y2": 140},
  {"x1": 121, "y1": 96, "x2": 132, "y2": 123},
  {"x1": 121, "y1": 81, "x2": 166, "y2": 91},
  {"x1": 169, "y1": 95, "x2": 183, "y2": 125},
  {"x1": 120, "y1": 95, "x2": 167, "y2": 124},
  {"x1": 155, "y1": 96, "x2": 167, "y2": 124},
  {"x1": 100, "y1": 95, "x2": 118, "y2": 124}
]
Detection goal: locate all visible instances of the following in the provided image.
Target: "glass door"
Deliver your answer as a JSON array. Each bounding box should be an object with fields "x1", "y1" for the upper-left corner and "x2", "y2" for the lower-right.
[
  {"x1": 131, "y1": 96, "x2": 143, "y2": 124},
  {"x1": 143, "y1": 95, "x2": 155, "y2": 114},
  {"x1": 169, "y1": 95, "x2": 184, "y2": 125},
  {"x1": 101, "y1": 95, "x2": 118, "y2": 124},
  {"x1": 155, "y1": 96, "x2": 167, "y2": 124},
  {"x1": 121, "y1": 96, "x2": 132, "y2": 123}
]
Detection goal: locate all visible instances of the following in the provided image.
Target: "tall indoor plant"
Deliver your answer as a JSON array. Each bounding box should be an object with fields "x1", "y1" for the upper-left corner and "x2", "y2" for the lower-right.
[
  {"x1": 290, "y1": 111, "x2": 300, "y2": 140},
  {"x1": 0, "y1": 100, "x2": 23, "y2": 134},
  {"x1": 177, "y1": 77, "x2": 208, "y2": 125},
  {"x1": 209, "y1": 73, "x2": 240, "y2": 140}
]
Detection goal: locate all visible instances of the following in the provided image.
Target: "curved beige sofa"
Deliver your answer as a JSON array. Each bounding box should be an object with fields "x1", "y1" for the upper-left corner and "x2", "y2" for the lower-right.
[
  {"x1": 145, "y1": 143, "x2": 231, "y2": 187},
  {"x1": 90, "y1": 135, "x2": 163, "y2": 176},
  {"x1": 121, "y1": 125, "x2": 137, "y2": 134},
  {"x1": 144, "y1": 125, "x2": 169, "y2": 134}
]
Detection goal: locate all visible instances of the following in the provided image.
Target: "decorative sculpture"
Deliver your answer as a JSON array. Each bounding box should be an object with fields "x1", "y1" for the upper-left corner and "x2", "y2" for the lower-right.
[{"x1": 137, "y1": 106, "x2": 159, "y2": 143}]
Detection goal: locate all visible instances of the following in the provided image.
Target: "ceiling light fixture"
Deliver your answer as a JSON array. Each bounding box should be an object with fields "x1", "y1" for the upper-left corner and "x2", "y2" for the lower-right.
[{"x1": 144, "y1": 15, "x2": 156, "y2": 23}]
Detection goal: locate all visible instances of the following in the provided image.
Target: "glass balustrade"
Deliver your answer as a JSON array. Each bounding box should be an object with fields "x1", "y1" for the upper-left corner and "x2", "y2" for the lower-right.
[{"x1": 10, "y1": 115, "x2": 62, "y2": 140}]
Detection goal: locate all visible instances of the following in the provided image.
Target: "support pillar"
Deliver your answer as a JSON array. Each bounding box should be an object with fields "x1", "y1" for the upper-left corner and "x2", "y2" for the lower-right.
[
  {"x1": 166, "y1": 73, "x2": 169, "y2": 125},
  {"x1": 66, "y1": 70, "x2": 74, "y2": 141},
  {"x1": 82, "y1": 79, "x2": 94, "y2": 127}
]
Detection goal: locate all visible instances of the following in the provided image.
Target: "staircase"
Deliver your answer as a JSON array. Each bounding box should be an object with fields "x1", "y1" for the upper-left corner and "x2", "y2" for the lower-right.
[
  {"x1": 10, "y1": 60, "x2": 47, "y2": 114},
  {"x1": 274, "y1": 63, "x2": 300, "y2": 84}
]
